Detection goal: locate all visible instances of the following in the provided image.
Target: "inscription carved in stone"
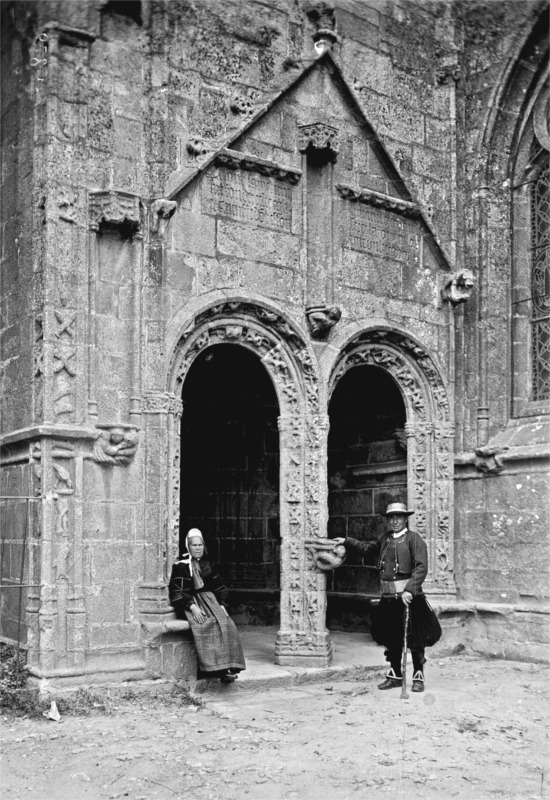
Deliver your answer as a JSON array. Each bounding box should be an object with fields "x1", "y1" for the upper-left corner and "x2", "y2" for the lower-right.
[
  {"x1": 202, "y1": 168, "x2": 293, "y2": 232},
  {"x1": 345, "y1": 204, "x2": 420, "y2": 262}
]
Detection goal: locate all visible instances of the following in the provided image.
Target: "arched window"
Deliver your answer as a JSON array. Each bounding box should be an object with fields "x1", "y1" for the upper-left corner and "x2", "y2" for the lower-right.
[
  {"x1": 530, "y1": 150, "x2": 550, "y2": 401},
  {"x1": 511, "y1": 86, "x2": 549, "y2": 416}
]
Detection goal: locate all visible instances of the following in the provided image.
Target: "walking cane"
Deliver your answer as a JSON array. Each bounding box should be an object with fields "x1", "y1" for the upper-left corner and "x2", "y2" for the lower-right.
[{"x1": 401, "y1": 603, "x2": 410, "y2": 700}]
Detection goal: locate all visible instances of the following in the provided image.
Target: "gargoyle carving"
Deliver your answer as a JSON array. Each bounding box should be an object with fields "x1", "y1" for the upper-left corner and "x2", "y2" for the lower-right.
[
  {"x1": 306, "y1": 305, "x2": 342, "y2": 337},
  {"x1": 441, "y1": 270, "x2": 475, "y2": 307},
  {"x1": 93, "y1": 426, "x2": 139, "y2": 466},
  {"x1": 474, "y1": 445, "x2": 509, "y2": 475},
  {"x1": 151, "y1": 198, "x2": 177, "y2": 234},
  {"x1": 305, "y1": 538, "x2": 346, "y2": 571}
]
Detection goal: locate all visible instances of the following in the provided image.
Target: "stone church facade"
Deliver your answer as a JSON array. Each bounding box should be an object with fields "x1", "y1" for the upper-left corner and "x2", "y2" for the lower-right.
[{"x1": 1, "y1": 0, "x2": 548, "y2": 685}]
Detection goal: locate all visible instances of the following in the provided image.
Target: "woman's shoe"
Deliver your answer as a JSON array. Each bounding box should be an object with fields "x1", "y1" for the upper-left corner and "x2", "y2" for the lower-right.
[{"x1": 220, "y1": 670, "x2": 237, "y2": 683}]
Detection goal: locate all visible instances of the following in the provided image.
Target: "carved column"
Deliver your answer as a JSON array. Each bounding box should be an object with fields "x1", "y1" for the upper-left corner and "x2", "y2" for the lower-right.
[{"x1": 275, "y1": 413, "x2": 332, "y2": 667}]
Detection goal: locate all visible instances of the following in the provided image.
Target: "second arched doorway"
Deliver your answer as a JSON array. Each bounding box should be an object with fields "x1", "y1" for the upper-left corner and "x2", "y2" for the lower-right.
[{"x1": 327, "y1": 364, "x2": 408, "y2": 628}]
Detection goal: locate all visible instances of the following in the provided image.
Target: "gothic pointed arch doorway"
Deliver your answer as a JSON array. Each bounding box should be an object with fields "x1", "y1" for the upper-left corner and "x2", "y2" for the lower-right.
[{"x1": 179, "y1": 343, "x2": 281, "y2": 625}]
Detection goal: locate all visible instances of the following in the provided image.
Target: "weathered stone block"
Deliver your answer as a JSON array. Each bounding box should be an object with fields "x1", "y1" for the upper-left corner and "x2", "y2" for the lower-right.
[
  {"x1": 89, "y1": 622, "x2": 141, "y2": 649},
  {"x1": 82, "y1": 501, "x2": 137, "y2": 541},
  {"x1": 171, "y1": 210, "x2": 216, "y2": 257},
  {"x1": 217, "y1": 221, "x2": 299, "y2": 268}
]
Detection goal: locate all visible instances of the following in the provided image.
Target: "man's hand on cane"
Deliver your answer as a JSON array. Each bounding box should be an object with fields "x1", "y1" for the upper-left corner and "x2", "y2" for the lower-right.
[{"x1": 401, "y1": 591, "x2": 413, "y2": 606}]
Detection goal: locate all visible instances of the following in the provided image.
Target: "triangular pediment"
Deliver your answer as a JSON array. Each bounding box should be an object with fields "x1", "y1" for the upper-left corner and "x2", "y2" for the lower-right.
[{"x1": 167, "y1": 50, "x2": 451, "y2": 272}]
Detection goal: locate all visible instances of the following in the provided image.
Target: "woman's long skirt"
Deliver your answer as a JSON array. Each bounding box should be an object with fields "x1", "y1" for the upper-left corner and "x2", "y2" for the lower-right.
[
  {"x1": 370, "y1": 594, "x2": 442, "y2": 650},
  {"x1": 185, "y1": 592, "x2": 246, "y2": 676}
]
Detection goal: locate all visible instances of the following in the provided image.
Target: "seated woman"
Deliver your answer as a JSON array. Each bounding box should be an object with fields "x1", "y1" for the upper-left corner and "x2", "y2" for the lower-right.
[{"x1": 168, "y1": 528, "x2": 246, "y2": 683}]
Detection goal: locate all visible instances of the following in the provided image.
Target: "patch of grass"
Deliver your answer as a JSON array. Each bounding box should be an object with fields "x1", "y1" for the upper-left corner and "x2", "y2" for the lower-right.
[{"x1": 169, "y1": 683, "x2": 205, "y2": 708}]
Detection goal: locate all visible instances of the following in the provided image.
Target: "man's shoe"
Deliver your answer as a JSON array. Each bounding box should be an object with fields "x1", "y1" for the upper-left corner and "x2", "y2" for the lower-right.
[
  {"x1": 378, "y1": 668, "x2": 402, "y2": 690},
  {"x1": 411, "y1": 671, "x2": 425, "y2": 692}
]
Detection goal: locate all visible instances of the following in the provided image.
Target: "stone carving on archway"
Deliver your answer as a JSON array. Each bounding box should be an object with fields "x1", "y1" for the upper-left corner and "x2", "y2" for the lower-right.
[
  {"x1": 329, "y1": 330, "x2": 455, "y2": 594},
  {"x1": 167, "y1": 300, "x2": 332, "y2": 665}
]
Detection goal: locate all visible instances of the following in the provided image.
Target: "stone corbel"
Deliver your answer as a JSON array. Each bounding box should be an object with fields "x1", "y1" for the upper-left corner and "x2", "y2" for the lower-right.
[
  {"x1": 151, "y1": 199, "x2": 177, "y2": 235},
  {"x1": 474, "y1": 445, "x2": 509, "y2": 475},
  {"x1": 441, "y1": 270, "x2": 476, "y2": 307},
  {"x1": 93, "y1": 424, "x2": 140, "y2": 466},
  {"x1": 89, "y1": 190, "x2": 142, "y2": 234},
  {"x1": 306, "y1": 304, "x2": 342, "y2": 338},
  {"x1": 305, "y1": 538, "x2": 346, "y2": 571},
  {"x1": 298, "y1": 123, "x2": 340, "y2": 164}
]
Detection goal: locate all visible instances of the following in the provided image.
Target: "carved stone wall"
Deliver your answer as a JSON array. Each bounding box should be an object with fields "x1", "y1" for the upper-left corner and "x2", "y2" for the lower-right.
[
  {"x1": 329, "y1": 329, "x2": 455, "y2": 595},
  {"x1": 168, "y1": 300, "x2": 332, "y2": 666}
]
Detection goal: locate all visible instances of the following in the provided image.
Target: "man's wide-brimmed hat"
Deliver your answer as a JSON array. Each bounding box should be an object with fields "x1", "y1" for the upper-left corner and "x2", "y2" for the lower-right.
[{"x1": 385, "y1": 502, "x2": 414, "y2": 517}]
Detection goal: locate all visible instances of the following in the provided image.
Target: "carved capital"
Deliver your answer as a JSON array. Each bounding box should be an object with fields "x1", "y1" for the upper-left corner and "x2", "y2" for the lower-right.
[
  {"x1": 93, "y1": 424, "x2": 140, "y2": 466},
  {"x1": 306, "y1": 305, "x2": 341, "y2": 338},
  {"x1": 142, "y1": 391, "x2": 183, "y2": 418},
  {"x1": 441, "y1": 270, "x2": 475, "y2": 307},
  {"x1": 298, "y1": 123, "x2": 340, "y2": 164},
  {"x1": 89, "y1": 190, "x2": 142, "y2": 233}
]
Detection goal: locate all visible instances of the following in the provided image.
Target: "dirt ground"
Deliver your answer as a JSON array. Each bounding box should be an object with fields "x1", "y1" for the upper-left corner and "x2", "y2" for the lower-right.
[{"x1": 1, "y1": 655, "x2": 548, "y2": 800}]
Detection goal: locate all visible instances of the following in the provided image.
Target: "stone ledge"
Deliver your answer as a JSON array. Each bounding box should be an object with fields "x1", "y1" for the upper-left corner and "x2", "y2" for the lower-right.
[
  {"x1": 431, "y1": 600, "x2": 550, "y2": 616},
  {"x1": 0, "y1": 424, "x2": 98, "y2": 447}
]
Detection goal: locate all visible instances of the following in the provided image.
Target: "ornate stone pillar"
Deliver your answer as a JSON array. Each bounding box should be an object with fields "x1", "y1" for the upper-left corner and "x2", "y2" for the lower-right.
[{"x1": 275, "y1": 414, "x2": 332, "y2": 667}]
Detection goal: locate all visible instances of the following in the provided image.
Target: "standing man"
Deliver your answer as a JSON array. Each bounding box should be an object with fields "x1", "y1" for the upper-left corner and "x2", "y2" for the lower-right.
[{"x1": 333, "y1": 502, "x2": 441, "y2": 692}]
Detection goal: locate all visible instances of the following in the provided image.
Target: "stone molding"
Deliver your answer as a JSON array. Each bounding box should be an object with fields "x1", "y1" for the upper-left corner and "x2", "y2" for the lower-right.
[
  {"x1": 142, "y1": 391, "x2": 183, "y2": 419},
  {"x1": 167, "y1": 300, "x2": 332, "y2": 666},
  {"x1": 213, "y1": 149, "x2": 302, "y2": 185},
  {"x1": 329, "y1": 330, "x2": 455, "y2": 594},
  {"x1": 89, "y1": 190, "x2": 142, "y2": 233},
  {"x1": 298, "y1": 123, "x2": 340, "y2": 163},
  {"x1": 0, "y1": 424, "x2": 98, "y2": 448},
  {"x1": 336, "y1": 183, "x2": 419, "y2": 218}
]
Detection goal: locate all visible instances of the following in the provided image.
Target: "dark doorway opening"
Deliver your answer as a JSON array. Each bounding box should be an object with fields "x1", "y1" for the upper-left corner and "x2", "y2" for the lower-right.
[
  {"x1": 327, "y1": 365, "x2": 407, "y2": 630},
  {"x1": 180, "y1": 344, "x2": 280, "y2": 625}
]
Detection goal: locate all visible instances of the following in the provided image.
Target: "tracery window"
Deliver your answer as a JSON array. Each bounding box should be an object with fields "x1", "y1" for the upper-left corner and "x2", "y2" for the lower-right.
[
  {"x1": 511, "y1": 86, "x2": 550, "y2": 417},
  {"x1": 530, "y1": 152, "x2": 550, "y2": 401}
]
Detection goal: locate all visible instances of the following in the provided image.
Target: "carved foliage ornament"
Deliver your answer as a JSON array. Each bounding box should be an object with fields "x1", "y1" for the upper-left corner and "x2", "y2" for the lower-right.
[
  {"x1": 298, "y1": 123, "x2": 340, "y2": 163},
  {"x1": 89, "y1": 190, "x2": 142, "y2": 233}
]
